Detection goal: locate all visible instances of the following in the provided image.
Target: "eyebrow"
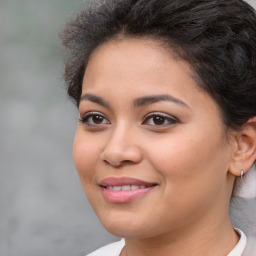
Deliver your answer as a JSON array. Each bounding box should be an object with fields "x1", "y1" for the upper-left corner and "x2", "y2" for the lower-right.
[
  {"x1": 79, "y1": 93, "x2": 189, "y2": 109},
  {"x1": 133, "y1": 94, "x2": 189, "y2": 108},
  {"x1": 80, "y1": 94, "x2": 110, "y2": 108}
]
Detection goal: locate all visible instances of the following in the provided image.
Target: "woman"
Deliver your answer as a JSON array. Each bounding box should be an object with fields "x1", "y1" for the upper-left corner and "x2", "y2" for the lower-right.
[{"x1": 60, "y1": 0, "x2": 256, "y2": 255}]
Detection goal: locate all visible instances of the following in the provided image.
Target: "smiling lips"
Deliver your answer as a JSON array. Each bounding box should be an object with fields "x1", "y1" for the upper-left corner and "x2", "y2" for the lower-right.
[{"x1": 100, "y1": 177, "x2": 157, "y2": 203}]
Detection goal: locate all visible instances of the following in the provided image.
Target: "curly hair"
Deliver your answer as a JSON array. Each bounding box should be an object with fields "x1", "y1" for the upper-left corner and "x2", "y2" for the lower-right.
[{"x1": 60, "y1": 0, "x2": 256, "y2": 131}]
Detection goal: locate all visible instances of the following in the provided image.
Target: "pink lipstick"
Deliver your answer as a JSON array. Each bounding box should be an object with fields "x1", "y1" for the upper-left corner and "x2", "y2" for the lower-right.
[{"x1": 99, "y1": 177, "x2": 157, "y2": 203}]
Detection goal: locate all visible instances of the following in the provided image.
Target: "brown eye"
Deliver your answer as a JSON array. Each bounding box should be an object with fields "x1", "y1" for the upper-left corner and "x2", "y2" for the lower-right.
[
  {"x1": 79, "y1": 112, "x2": 110, "y2": 126},
  {"x1": 143, "y1": 113, "x2": 178, "y2": 126},
  {"x1": 92, "y1": 115, "x2": 104, "y2": 124},
  {"x1": 152, "y1": 116, "x2": 165, "y2": 125}
]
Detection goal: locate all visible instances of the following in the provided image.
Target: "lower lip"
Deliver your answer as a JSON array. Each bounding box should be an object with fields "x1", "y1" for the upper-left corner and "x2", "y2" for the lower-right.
[{"x1": 101, "y1": 186, "x2": 156, "y2": 203}]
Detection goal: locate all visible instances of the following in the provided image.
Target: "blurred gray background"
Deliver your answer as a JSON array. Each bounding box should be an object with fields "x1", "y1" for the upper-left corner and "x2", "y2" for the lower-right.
[
  {"x1": 0, "y1": 1, "x2": 116, "y2": 256},
  {"x1": 0, "y1": 0, "x2": 255, "y2": 256}
]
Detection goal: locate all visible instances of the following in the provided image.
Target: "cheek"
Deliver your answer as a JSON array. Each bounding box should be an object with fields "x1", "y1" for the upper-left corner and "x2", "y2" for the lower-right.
[
  {"x1": 155, "y1": 124, "x2": 227, "y2": 170},
  {"x1": 147, "y1": 133, "x2": 208, "y2": 174},
  {"x1": 143, "y1": 135, "x2": 227, "y2": 227},
  {"x1": 147, "y1": 127, "x2": 229, "y2": 197},
  {"x1": 73, "y1": 130, "x2": 100, "y2": 185}
]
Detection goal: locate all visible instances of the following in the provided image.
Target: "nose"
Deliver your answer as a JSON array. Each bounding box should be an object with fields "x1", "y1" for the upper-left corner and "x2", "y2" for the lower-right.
[{"x1": 100, "y1": 124, "x2": 143, "y2": 167}]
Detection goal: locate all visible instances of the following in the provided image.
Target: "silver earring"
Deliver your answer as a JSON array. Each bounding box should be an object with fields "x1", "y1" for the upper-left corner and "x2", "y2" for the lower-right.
[{"x1": 241, "y1": 169, "x2": 244, "y2": 178}]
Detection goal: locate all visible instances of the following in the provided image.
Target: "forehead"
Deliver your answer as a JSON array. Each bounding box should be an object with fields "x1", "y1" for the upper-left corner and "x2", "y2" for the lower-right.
[
  {"x1": 82, "y1": 38, "x2": 209, "y2": 111},
  {"x1": 81, "y1": 37, "x2": 227, "y2": 133},
  {"x1": 83, "y1": 38, "x2": 200, "y2": 93}
]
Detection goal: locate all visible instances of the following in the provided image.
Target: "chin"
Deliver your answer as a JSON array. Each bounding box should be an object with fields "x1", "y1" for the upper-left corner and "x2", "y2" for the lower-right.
[{"x1": 98, "y1": 213, "x2": 149, "y2": 238}]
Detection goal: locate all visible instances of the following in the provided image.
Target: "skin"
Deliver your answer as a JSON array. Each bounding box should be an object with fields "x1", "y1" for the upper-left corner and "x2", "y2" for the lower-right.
[{"x1": 73, "y1": 38, "x2": 241, "y2": 256}]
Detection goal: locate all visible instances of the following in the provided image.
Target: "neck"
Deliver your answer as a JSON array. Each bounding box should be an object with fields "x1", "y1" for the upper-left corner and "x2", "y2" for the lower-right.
[{"x1": 123, "y1": 216, "x2": 239, "y2": 256}]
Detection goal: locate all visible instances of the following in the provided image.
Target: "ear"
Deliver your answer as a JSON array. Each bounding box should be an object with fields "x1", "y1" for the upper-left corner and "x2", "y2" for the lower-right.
[{"x1": 229, "y1": 117, "x2": 256, "y2": 176}]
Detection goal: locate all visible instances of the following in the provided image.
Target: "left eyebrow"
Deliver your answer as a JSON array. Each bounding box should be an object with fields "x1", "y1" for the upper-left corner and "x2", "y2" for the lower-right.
[
  {"x1": 79, "y1": 94, "x2": 111, "y2": 108},
  {"x1": 133, "y1": 94, "x2": 190, "y2": 108}
]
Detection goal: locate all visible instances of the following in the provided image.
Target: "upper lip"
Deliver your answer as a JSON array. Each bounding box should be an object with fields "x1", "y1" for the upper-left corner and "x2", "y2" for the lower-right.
[{"x1": 99, "y1": 177, "x2": 157, "y2": 187}]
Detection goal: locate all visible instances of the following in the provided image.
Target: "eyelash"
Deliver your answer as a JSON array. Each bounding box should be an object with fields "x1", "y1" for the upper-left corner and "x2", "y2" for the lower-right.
[
  {"x1": 142, "y1": 112, "x2": 178, "y2": 126},
  {"x1": 79, "y1": 112, "x2": 178, "y2": 127},
  {"x1": 79, "y1": 112, "x2": 110, "y2": 126}
]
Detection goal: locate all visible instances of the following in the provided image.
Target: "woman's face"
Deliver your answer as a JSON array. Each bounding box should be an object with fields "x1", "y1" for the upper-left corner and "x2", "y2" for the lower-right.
[{"x1": 73, "y1": 38, "x2": 235, "y2": 238}]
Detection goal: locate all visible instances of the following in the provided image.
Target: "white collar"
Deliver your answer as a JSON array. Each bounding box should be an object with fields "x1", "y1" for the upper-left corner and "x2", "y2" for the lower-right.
[
  {"x1": 227, "y1": 228, "x2": 247, "y2": 256},
  {"x1": 87, "y1": 228, "x2": 247, "y2": 256}
]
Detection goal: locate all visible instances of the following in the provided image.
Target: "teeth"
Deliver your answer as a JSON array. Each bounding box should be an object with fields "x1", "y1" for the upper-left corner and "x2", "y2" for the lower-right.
[
  {"x1": 122, "y1": 185, "x2": 130, "y2": 191},
  {"x1": 113, "y1": 186, "x2": 121, "y2": 191},
  {"x1": 106, "y1": 185, "x2": 150, "y2": 191},
  {"x1": 131, "y1": 185, "x2": 139, "y2": 190}
]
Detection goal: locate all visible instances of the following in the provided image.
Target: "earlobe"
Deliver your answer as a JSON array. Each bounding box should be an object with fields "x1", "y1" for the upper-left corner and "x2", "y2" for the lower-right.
[{"x1": 228, "y1": 117, "x2": 256, "y2": 176}]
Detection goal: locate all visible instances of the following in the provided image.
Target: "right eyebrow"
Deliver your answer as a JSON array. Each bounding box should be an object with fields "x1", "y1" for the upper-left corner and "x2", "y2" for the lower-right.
[
  {"x1": 79, "y1": 94, "x2": 111, "y2": 108},
  {"x1": 133, "y1": 94, "x2": 190, "y2": 108}
]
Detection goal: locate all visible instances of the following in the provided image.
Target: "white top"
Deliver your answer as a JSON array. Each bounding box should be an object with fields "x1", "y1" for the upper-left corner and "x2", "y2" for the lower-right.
[{"x1": 87, "y1": 229, "x2": 247, "y2": 256}]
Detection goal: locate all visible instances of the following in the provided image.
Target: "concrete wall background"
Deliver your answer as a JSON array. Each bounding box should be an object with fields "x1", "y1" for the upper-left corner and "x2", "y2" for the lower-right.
[{"x1": 1, "y1": 0, "x2": 255, "y2": 255}]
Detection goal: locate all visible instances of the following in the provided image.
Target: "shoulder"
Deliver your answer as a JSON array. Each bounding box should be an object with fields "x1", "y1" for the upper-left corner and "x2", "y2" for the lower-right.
[{"x1": 86, "y1": 240, "x2": 125, "y2": 256}]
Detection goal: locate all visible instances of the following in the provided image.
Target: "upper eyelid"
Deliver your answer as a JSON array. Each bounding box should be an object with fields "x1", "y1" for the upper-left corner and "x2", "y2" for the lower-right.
[
  {"x1": 80, "y1": 111, "x2": 108, "y2": 118},
  {"x1": 143, "y1": 112, "x2": 178, "y2": 120},
  {"x1": 79, "y1": 111, "x2": 111, "y2": 124}
]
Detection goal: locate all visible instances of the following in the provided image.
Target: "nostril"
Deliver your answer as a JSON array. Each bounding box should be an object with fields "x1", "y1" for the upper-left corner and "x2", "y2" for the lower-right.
[
  {"x1": 100, "y1": 143, "x2": 143, "y2": 167},
  {"x1": 102, "y1": 159, "x2": 134, "y2": 167},
  {"x1": 103, "y1": 159, "x2": 111, "y2": 165},
  {"x1": 102, "y1": 159, "x2": 122, "y2": 167},
  {"x1": 121, "y1": 160, "x2": 134, "y2": 165}
]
